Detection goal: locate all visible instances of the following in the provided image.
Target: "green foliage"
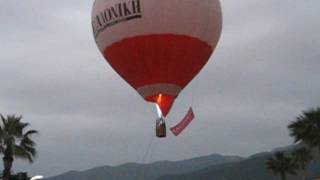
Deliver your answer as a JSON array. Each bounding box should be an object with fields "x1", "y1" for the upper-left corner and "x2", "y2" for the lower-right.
[
  {"x1": 266, "y1": 151, "x2": 297, "y2": 180},
  {"x1": 0, "y1": 114, "x2": 38, "y2": 179},
  {"x1": 292, "y1": 147, "x2": 312, "y2": 170},
  {"x1": 287, "y1": 107, "x2": 320, "y2": 179},
  {"x1": 288, "y1": 107, "x2": 320, "y2": 150}
]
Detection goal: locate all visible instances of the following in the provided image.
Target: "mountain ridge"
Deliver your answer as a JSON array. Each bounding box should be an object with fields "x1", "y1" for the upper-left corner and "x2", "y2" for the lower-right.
[
  {"x1": 44, "y1": 153, "x2": 244, "y2": 180},
  {"x1": 157, "y1": 146, "x2": 320, "y2": 180},
  {"x1": 44, "y1": 145, "x2": 320, "y2": 180}
]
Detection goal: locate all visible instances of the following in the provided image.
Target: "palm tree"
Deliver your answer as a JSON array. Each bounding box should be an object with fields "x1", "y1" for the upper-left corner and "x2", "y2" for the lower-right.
[
  {"x1": 288, "y1": 107, "x2": 320, "y2": 155},
  {"x1": 266, "y1": 151, "x2": 297, "y2": 180},
  {"x1": 292, "y1": 147, "x2": 312, "y2": 180},
  {"x1": 0, "y1": 114, "x2": 38, "y2": 180}
]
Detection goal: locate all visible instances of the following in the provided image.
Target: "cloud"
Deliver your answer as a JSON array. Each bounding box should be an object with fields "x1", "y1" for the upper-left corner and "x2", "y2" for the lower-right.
[{"x1": 0, "y1": 0, "x2": 319, "y2": 177}]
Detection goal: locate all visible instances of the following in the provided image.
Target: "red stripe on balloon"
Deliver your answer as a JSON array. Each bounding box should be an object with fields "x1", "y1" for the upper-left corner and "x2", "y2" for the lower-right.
[{"x1": 104, "y1": 34, "x2": 213, "y2": 116}]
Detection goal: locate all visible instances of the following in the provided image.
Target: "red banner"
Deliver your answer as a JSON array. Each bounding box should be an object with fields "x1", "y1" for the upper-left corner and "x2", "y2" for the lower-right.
[{"x1": 170, "y1": 107, "x2": 195, "y2": 136}]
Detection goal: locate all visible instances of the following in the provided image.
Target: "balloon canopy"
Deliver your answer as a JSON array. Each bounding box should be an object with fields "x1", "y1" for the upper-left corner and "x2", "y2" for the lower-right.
[{"x1": 92, "y1": 0, "x2": 222, "y2": 116}]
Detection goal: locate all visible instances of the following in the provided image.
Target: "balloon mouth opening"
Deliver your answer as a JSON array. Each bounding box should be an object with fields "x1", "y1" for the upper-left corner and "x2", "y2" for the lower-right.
[{"x1": 146, "y1": 94, "x2": 175, "y2": 117}]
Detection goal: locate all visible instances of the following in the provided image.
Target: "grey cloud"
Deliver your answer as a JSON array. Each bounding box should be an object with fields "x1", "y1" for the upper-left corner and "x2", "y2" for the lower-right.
[{"x1": 1, "y1": 0, "x2": 319, "y2": 177}]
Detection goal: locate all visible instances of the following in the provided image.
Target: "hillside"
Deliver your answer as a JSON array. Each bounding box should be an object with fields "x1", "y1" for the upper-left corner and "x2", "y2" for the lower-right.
[
  {"x1": 45, "y1": 145, "x2": 320, "y2": 180},
  {"x1": 44, "y1": 154, "x2": 243, "y2": 180},
  {"x1": 157, "y1": 147, "x2": 320, "y2": 180}
]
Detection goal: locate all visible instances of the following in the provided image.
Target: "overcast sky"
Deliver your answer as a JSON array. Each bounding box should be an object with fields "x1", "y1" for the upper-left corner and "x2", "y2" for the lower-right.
[{"x1": 0, "y1": 0, "x2": 319, "y2": 178}]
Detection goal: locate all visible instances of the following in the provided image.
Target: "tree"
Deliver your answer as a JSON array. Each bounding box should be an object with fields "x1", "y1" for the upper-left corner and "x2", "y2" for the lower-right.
[
  {"x1": 266, "y1": 151, "x2": 297, "y2": 180},
  {"x1": 292, "y1": 147, "x2": 312, "y2": 180},
  {"x1": 288, "y1": 107, "x2": 320, "y2": 153},
  {"x1": 0, "y1": 114, "x2": 38, "y2": 180}
]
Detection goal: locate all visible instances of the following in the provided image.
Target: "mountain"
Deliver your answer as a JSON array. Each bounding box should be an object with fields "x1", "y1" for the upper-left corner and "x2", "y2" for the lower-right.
[
  {"x1": 45, "y1": 145, "x2": 320, "y2": 180},
  {"x1": 156, "y1": 148, "x2": 320, "y2": 180},
  {"x1": 44, "y1": 154, "x2": 243, "y2": 180}
]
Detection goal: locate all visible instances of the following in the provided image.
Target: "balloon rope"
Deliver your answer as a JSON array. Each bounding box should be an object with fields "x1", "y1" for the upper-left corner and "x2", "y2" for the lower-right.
[
  {"x1": 141, "y1": 135, "x2": 155, "y2": 164},
  {"x1": 139, "y1": 135, "x2": 155, "y2": 180}
]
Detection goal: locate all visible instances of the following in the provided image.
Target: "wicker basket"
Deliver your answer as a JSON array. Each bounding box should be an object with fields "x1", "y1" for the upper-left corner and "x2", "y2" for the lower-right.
[{"x1": 156, "y1": 118, "x2": 166, "y2": 138}]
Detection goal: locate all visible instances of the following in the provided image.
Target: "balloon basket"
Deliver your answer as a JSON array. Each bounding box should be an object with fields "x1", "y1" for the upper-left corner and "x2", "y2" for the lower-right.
[{"x1": 156, "y1": 117, "x2": 166, "y2": 138}]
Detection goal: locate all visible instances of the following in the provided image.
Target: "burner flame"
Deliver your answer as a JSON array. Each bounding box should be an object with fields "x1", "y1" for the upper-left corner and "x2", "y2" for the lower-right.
[{"x1": 155, "y1": 104, "x2": 162, "y2": 118}]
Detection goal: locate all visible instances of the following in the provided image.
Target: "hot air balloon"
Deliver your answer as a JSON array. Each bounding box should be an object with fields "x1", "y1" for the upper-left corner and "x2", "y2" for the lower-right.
[{"x1": 92, "y1": 0, "x2": 222, "y2": 137}]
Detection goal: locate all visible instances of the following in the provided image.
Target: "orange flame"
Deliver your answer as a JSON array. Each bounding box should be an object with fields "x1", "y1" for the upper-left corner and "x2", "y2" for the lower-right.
[
  {"x1": 157, "y1": 94, "x2": 163, "y2": 105},
  {"x1": 145, "y1": 94, "x2": 175, "y2": 117}
]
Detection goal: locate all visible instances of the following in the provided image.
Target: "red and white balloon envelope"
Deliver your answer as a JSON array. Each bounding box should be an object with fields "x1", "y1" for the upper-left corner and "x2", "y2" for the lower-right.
[{"x1": 92, "y1": 0, "x2": 222, "y2": 137}]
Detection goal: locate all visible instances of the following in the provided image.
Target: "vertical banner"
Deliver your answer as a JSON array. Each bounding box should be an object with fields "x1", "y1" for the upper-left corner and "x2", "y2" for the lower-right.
[{"x1": 170, "y1": 107, "x2": 195, "y2": 136}]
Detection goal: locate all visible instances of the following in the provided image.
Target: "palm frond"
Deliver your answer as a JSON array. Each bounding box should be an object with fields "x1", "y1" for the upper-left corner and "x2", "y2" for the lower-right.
[
  {"x1": 292, "y1": 147, "x2": 312, "y2": 170},
  {"x1": 14, "y1": 145, "x2": 34, "y2": 163},
  {"x1": 0, "y1": 114, "x2": 7, "y2": 126},
  {"x1": 266, "y1": 151, "x2": 298, "y2": 178},
  {"x1": 20, "y1": 136, "x2": 36, "y2": 147},
  {"x1": 23, "y1": 145, "x2": 37, "y2": 157},
  {"x1": 288, "y1": 108, "x2": 320, "y2": 149},
  {"x1": 24, "y1": 130, "x2": 39, "y2": 137},
  {"x1": 0, "y1": 115, "x2": 38, "y2": 165}
]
